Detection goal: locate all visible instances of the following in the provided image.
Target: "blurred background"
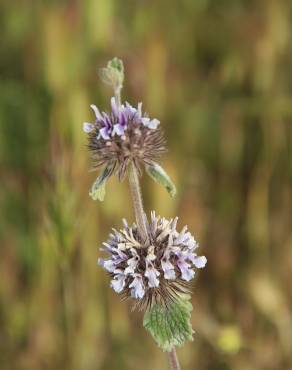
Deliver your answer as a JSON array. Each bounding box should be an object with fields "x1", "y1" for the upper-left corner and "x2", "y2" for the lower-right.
[{"x1": 1, "y1": 0, "x2": 292, "y2": 369}]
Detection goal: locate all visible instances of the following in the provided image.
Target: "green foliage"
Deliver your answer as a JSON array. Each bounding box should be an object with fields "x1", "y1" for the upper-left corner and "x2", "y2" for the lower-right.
[
  {"x1": 143, "y1": 296, "x2": 193, "y2": 351},
  {"x1": 99, "y1": 57, "x2": 124, "y2": 92},
  {"x1": 89, "y1": 163, "x2": 115, "y2": 201},
  {"x1": 146, "y1": 163, "x2": 176, "y2": 198}
]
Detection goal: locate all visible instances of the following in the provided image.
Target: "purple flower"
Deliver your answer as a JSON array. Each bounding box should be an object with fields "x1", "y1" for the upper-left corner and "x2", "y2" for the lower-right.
[
  {"x1": 84, "y1": 97, "x2": 160, "y2": 142},
  {"x1": 98, "y1": 213, "x2": 207, "y2": 310},
  {"x1": 83, "y1": 97, "x2": 165, "y2": 180}
]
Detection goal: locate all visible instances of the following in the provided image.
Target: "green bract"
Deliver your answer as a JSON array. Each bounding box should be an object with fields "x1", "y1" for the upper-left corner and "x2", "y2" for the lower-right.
[
  {"x1": 146, "y1": 163, "x2": 176, "y2": 198},
  {"x1": 89, "y1": 163, "x2": 115, "y2": 201},
  {"x1": 143, "y1": 296, "x2": 194, "y2": 351}
]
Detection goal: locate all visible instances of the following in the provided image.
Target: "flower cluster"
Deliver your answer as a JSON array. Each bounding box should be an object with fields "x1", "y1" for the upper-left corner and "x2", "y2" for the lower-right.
[
  {"x1": 83, "y1": 97, "x2": 166, "y2": 180},
  {"x1": 98, "y1": 212, "x2": 207, "y2": 310}
]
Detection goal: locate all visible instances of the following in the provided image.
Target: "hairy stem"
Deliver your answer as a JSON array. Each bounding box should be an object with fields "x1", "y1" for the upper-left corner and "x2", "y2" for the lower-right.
[
  {"x1": 114, "y1": 86, "x2": 122, "y2": 107},
  {"x1": 114, "y1": 83, "x2": 149, "y2": 240},
  {"x1": 114, "y1": 76, "x2": 180, "y2": 369},
  {"x1": 167, "y1": 348, "x2": 181, "y2": 370},
  {"x1": 128, "y1": 162, "x2": 149, "y2": 243}
]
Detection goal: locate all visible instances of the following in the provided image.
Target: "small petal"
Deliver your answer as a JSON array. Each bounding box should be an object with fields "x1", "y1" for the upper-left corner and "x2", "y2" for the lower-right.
[
  {"x1": 129, "y1": 274, "x2": 145, "y2": 299},
  {"x1": 161, "y1": 258, "x2": 175, "y2": 280},
  {"x1": 145, "y1": 262, "x2": 160, "y2": 288},
  {"x1": 185, "y1": 234, "x2": 197, "y2": 249},
  {"x1": 141, "y1": 117, "x2": 160, "y2": 129},
  {"x1": 125, "y1": 102, "x2": 137, "y2": 118},
  {"x1": 113, "y1": 249, "x2": 128, "y2": 262},
  {"x1": 124, "y1": 253, "x2": 140, "y2": 275},
  {"x1": 148, "y1": 118, "x2": 160, "y2": 129},
  {"x1": 83, "y1": 122, "x2": 95, "y2": 133},
  {"x1": 177, "y1": 258, "x2": 195, "y2": 281},
  {"x1": 103, "y1": 259, "x2": 116, "y2": 272},
  {"x1": 118, "y1": 111, "x2": 127, "y2": 127},
  {"x1": 99, "y1": 127, "x2": 110, "y2": 140},
  {"x1": 90, "y1": 104, "x2": 102, "y2": 120},
  {"x1": 111, "y1": 96, "x2": 119, "y2": 117},
  {"x1": 97, "y1": 258, "x2": 104, "y2": 267},
  {"x1": 103, "y1": 114, "x2": 112, "y2": 128},
  {"x1": 141, "y1": 117, "x2": 150, "y2": 127},
  {"x1": 175, "y1": 226, "x2": 188, "y2": 244},
  {"x1": 193, "y1": 256, "x2": 207, "y2": 269},
  {"x1": 110, "y1": 274, "x2": 126, "y2": 293},
  {"x1": 112, "y1": 123, "x2": 125, "y2": 136},
  {"x1": 164, "y1": 268, "x2": 176, "y2": 280},
  {"x1": 146, "y1": 245, "x2": 156, "y2": 261}
]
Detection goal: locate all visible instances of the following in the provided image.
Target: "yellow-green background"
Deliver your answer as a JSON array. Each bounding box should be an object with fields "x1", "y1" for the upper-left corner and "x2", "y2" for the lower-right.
[{"x1": 1, "y1": 0, "x2": 292, "y2": 369}]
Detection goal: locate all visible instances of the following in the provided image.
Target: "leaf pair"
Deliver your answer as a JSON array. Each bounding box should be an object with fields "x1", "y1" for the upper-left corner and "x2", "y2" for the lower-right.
[{"x1": 89, "y1": 162, "x2": 176, "y2": 202}]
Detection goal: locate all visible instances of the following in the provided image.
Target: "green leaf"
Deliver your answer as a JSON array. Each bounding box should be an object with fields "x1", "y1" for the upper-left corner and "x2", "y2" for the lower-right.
[
  {"x1": 99, "y1": 57, "x2": 124, "y2": 90},
  {"x1": 109, "y1": 57, "x2": 124, "y2": 73},
  {"x1": 146, "y1": 163, "x2": 176, "y2": 197},
  {"x1": 89, "y1": 163, "x2": 115, "y2": 201},
  {"x1": 143, "y1": 296, "x2": 194, "y2": 352}
]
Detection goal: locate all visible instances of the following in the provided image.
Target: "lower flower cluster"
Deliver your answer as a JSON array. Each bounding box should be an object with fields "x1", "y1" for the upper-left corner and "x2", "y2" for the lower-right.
[{"x1": 98, "y1": 212, "x2": 207, "y2": 309}]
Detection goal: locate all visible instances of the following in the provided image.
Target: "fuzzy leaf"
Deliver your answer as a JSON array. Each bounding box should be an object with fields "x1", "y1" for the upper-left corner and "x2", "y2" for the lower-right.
[
  {"x1": 99, "y1": 57, "x2": 124, "y2": 90},
  {"x1": 89, "y1": 163, "x2": 115, "y2": 201},
  {"x1": 146, "y1": 163, "x2": 176, "y2": 197},
  {"x1": 143, "y1": 296, "x2": 194, "y2": 351}
]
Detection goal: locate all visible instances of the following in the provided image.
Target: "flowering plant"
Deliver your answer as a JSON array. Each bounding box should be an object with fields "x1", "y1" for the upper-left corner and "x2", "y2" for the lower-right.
[{"x1": 83, "y1": 58, "x2": 207, "y2": 369}]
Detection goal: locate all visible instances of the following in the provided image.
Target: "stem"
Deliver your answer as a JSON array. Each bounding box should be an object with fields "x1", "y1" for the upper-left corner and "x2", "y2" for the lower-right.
[
  {"x1": 114, "y1": 86, "x2": 148, "y2": 242},
  {"x1": 167, "y1": 348, "x2": 181, "y2": 370},
  {"x1": 113, "y1": 69, "x2": 181, "y2": 370},
  {"x1": 128, "y1": 162, "x2": 149, "y2": 243},
  {"x1": 114, "y1": 86, "x2": 122, "y2": 107}
]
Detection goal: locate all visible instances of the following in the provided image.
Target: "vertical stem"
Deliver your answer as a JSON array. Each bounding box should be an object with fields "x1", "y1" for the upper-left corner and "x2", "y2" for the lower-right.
[
  {"x1": 114, "y1": 81, "x2": 149, "y2": 240},
  {"x1": 128, "y1": 162, "x2": 149, "y2": 243},
  {"x1": 167, "y1": 348, "x2": 181, "y2": 370},
  {"x1": 112, "y1": 68, "x2": 181, "y2": 370},
  {"x1": 114, "y1": 86, "x2": 122, "y2": 107}
]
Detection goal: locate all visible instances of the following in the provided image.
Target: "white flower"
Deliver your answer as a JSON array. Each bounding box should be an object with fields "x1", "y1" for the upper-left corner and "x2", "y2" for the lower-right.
[
  {"x1": 145, "y1": 261, "x2": 160, "y2": 288},
  {"x1": 129, "y1": 274, "x2": 145, "y2": 299},
  {"x1": 193, "y1": 256, "x2": 207, "y2": 268},
  {"x1": 98, "y1": 213, "x2": 207, "y2": 309},
  {"x1": 124, "y1": 249, "x2": 140, "y2": 274},
  {"x1": 110, "y1": 271, "x2": 126, "y2": 293},
  {"x1": 161, "y1": 257, "x2": 176, "y2": 280}
]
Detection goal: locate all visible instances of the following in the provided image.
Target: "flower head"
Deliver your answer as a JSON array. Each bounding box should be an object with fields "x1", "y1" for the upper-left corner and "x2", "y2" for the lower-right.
[
  {"x1": 83, "y1": 97, "x2": 166, "y2": 180},
  {"x1": 98, "y1": 212, "x2": 207, "y2": 310}
]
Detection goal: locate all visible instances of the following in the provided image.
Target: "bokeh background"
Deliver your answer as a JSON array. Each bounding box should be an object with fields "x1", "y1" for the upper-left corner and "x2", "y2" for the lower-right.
[{"x1": 1, "y1": 0, "x2": 292, "y2": 369}]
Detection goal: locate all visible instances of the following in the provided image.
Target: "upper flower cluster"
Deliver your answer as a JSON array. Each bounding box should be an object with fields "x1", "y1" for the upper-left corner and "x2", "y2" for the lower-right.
[
  {"x1": 83, "y1": 97, "x2": 166, "y2": 180},
  {"x1": 98, "y1": 212, "x2": 207, "y2": 310},
  {"x1": 84, "y1": 97, "x2": 160, "y2": 139}
]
